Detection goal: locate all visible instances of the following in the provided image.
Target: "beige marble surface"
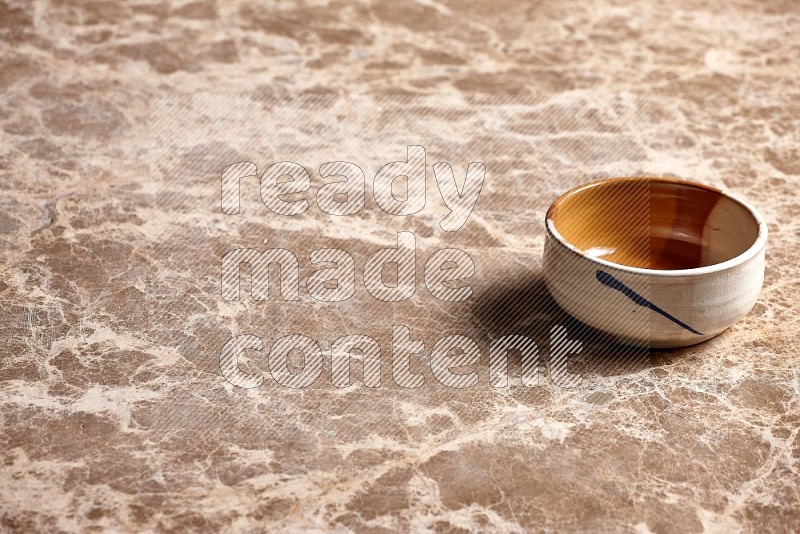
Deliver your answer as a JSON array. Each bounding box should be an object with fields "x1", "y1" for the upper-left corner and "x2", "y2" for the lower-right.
[{"x1": 2, "y1": 0, "x2": 799, "y2": 531}]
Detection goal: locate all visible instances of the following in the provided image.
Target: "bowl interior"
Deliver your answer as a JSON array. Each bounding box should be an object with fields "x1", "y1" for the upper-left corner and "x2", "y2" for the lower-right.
[{"x1": 547, "y1": 178, "x2": 760, "y2": 270}]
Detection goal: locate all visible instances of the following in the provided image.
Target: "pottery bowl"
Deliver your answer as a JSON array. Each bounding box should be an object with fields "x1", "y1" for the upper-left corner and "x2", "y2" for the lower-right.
[{"x1": 543, "y1": 177, "x2": 768, "y2": 348}]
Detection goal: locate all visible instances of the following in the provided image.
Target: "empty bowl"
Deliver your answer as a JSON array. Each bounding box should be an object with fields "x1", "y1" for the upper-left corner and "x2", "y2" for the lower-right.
[{"x1": 543, "y1": 177, "x2": 768, "y2": 348}]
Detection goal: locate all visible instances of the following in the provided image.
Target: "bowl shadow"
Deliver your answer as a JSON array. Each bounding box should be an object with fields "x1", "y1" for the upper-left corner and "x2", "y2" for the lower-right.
[{"x1": 470, "y1": 272, "x2": 671, "y2": 385}]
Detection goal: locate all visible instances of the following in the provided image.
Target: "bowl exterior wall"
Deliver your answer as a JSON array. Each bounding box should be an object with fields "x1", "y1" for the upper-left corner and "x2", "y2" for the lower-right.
[{"x1": 543, "y1": 227, "x2": 765, "y2": 348}]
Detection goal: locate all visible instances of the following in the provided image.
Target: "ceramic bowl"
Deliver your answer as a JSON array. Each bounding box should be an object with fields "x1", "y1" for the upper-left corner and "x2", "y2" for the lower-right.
[{"x1": 543, "y1": 177, "x2": 768, "y2": 348}]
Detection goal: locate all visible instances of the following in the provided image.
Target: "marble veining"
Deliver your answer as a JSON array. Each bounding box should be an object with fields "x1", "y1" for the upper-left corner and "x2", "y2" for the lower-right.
[{"x1": 1, "y1": 0, "x2": 799, "y2": 532}]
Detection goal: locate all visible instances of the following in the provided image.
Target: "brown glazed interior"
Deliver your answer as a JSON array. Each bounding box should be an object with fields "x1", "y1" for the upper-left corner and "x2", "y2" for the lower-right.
[{"x1": 547, "y1": 177, "x2": 760, "y2": 270}]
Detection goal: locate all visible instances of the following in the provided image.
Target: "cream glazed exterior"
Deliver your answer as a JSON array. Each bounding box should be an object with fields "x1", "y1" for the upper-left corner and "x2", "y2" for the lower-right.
[{"x1": 543, "y1": 178, "x2": 768, "y2": 348}]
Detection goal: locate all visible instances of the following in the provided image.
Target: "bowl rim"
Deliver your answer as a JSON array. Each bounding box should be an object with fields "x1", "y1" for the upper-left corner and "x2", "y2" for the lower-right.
[{"x1": 545, "y1": 176, "x2": 768, "y2": 277}]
